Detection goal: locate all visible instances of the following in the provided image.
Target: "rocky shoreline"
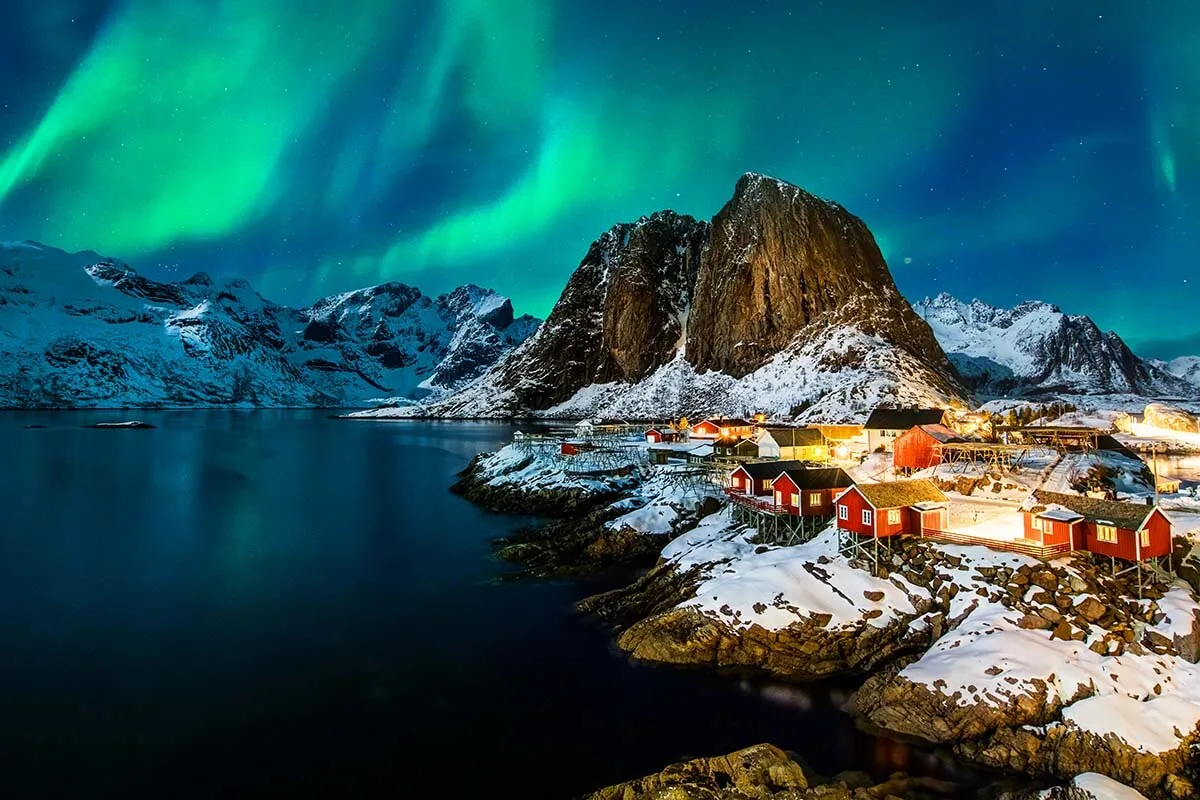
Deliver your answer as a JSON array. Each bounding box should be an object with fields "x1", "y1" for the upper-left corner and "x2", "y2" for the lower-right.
[{"x1": 453, "y1": 447, "x2": 1200, "y2": 799}]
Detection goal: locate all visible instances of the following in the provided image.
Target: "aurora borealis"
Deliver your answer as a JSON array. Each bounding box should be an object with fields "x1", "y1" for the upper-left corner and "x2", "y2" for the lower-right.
[{"x1": 2, "y1": 1, "x2": 1198, "y2": 356}]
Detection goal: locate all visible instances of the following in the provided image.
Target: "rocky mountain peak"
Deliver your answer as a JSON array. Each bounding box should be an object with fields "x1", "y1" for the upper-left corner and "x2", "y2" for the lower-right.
[
  {"x1": 916, "y1": 292, "x2": 1192, "y2": 397},
  {"x1": 687, "y1": 174, "x2": 952, "y2": 381},
  {"x1": 435, "y1": 174, "x2": 967, "y2": 419}
]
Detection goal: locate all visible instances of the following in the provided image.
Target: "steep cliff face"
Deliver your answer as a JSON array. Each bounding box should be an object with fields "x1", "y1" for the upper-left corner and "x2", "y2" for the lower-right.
[
  {"x1": 0, "y1": 242, "x2": 537, "y2": 408},
  {"x1": 467, "y1": 211, "x2": 708, "y2": 411},
  {"x1": 687, "y1": 173, "x2": 948, "y2": 378},
  {"x1": 435, "y1": 174, "x2": 967, "y2": 420},
  {"x1": 915, "y1": 293, "x2": 1192, "y2": 397}
]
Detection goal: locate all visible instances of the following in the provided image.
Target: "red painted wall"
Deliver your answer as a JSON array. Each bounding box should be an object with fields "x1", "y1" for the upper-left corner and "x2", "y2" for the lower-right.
[
  {"x1": 1082, "y1": 511, "x2": 1170, "y2": 562},
  {"x1": 645, "y1": 430, "x2": 662, "y2": 443},
  {"x1": 893, "y1": 427, "x2": 941, "y2": 471},
  {"x1": 875, "y1": 505, "x2": 909, "y2": 538},
  {"x1": 835, "y1": 488, "x2": 876, "y2": 536},
  {"x1": 691, "y1": 421, "x2": 720, "y2": 438},
  {"x1": 1022, "y1": 513, "x2": 1078, "y2": 547}
]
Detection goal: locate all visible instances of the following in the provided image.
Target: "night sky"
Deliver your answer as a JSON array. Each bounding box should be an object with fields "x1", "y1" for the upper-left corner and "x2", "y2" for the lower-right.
[{"x1": 1, "y1": 1, "x2": 1197, "y2": 356}]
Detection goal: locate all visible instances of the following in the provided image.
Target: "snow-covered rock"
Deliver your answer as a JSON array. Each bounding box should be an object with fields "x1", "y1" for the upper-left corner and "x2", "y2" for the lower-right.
[
  {"x1": 914, "y1": 293, "x2": 1192, "y2": 398},
  {"x1": 1161, "y1": 356, "x2": 1200, "y2": 388},
  {"x1": 430, "y1": 174, "x2": 967, "y2": 422},
  {"x1": 0, "y1": 241, "x2": 537, "y2": 408}
]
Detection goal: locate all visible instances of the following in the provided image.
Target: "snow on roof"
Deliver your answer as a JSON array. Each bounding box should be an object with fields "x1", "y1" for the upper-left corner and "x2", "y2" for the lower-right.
[
  {"x1": 687, "y1": 444, "x2": 714, "y2": 457},
  {"x1": 1038, "y1": 507, "x2": 1084, "y2": 522},
  {"x1": 761, "y1": 426, "x2": 823, "y2": 446}
]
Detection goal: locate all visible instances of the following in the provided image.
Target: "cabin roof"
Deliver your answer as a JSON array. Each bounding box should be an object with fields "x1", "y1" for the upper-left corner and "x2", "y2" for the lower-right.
[
  {"x1": 911, "y1": 423, "x2": 963, "y2": 444},
  {"x1": 1029, "y1": 490, "x2": 1157, "y2": 531},
  {"x1": 687, "y1": 444, "x2": 714, "y2": 457},
  {"x1": 762, "y1": 427, "x2": 823, "y2": 446},
  {"x1": 1038, "y1": 507, "x2": 1085, "y2": 523},
  {"x1": 864, "y1": 407, "x2": 946, "y2": 430},
  {"x1": 775, "y1": 467, "x2": 854, "y2": 490},
  {"x1": 850, "y1": 479, "x2": 948, "y2": 509},
  {"x1": 735, "y1": 460, "x2": 811, "y2": 480}
]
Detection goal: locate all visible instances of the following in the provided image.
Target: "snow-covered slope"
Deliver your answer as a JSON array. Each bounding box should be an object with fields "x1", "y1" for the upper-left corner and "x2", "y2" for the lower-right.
[
  {"x1": 437, "y1": 297, "x2": 961, "y2": 423},
  {"x1": 1159, "y1": 356, "x2": 1200, "y2": 389},
  {"x1": 0, "y1": 241, "x2": 537, "y2": 408},
  {"x1": 915, "y1": 293, "x2": 1192, "y2": 398},
  {"x1": 423, "y1": 174, "x2": 967, "y2": 422}
]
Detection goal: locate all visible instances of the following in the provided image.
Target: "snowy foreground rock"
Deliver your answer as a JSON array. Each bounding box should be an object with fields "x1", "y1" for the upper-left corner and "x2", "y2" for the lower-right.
[
  {"x1": 451, "y1": 450, "x2": 1193, "y2": 796},
  {"x1": 579, "y1": 512, "x2": 1200, "y2": 798}
]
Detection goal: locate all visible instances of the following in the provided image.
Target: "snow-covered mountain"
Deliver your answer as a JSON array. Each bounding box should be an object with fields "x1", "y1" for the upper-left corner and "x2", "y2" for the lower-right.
[
  {"x1": 428, "y1": 174, "x2": 968, "y2": 422},
  {"x1": 1158, "y1": 356, "x2": 1200, "y2": 389},
  {"x1": 914, "y1": 293, "x2": 1192, "y2": 398},
  {"x1": 0, "y1": 241, "x2": 537, "y2": 408}
]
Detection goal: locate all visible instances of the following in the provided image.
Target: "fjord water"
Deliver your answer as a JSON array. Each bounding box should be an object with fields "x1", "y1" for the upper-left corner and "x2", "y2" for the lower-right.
[{"x1": 1, "y1": 413, "x2": 958, "y2": 797}]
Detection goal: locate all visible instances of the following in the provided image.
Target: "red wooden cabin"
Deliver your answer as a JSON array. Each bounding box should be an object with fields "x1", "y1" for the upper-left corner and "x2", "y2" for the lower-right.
[
  {"x1": 691, "y1": 417, "x2": 756, "y2": 441},
  {"x1": 834, "y1": 480, "x2": 949, "y2": 538},
  {"x1": 728, "y1": 460, "x2": 809, "y2": 496},
  {"x1": 1026, "y1": 491, "x2": 1173, "y2": 561},
  {"x1": 644, "y1": 428, "x2": 678, "y2": 444},
  {"x1": 893, "y1": 424, "x2": 963, "y2": 472},
  {"x1": 561, "y1": 440, "x2": 595, "y2": 456},
  {"x1": 771, "y1": 468, "x2": 854, "y2": 517}
]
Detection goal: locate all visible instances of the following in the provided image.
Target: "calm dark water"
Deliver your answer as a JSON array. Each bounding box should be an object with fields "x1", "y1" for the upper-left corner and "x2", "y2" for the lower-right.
[{"x1": 0, "y1": 412, "x2": 966, "y2": 798}]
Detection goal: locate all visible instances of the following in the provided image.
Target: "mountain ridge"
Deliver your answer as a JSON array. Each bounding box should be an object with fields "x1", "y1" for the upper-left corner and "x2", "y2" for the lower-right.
[
  {"x1": 0, "y1": 241, "x2": 538, "y2": 408},
  {"x1": 914, "y1": 292, "x2": 1193, "y2": 398}
]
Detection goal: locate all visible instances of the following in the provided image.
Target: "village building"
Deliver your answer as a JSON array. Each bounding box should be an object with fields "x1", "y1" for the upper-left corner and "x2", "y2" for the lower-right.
[
  {"x1": 892, "y1": 424, "x2": 964, "y2": 473},
  {"x1": 560, "y1": 440, "x2": 596, "y2": 456},
  {"x1": 864, "y1": 407, "x2": 947, "y2": 453},
  {"x1": 834, "y1": 479, "x2": 949, "y2": 573},
  {"x1": 758, "y1": 427, "x2": 827, "y2": 462},
  {"x1": 686, "y1": 444, "x2": 715, "y2": 465},
  {"x1": 690, "y1": 417, "x2": 757, "y2": 440},
  {"x1": 644, "y1": 427, "x2": 679, "y2": 444},
  {"x1": 728, "y1": 460, "x2": 810, "y2": 496},
  {"x1": 573, "y1": 420, "x2": 595, "y2": 438},
  {"x1": 835, "y1": 479, "x2": 950, "y2": 538},
  {"x1": 1024, "y1": 491, "x2": 1173, "y2": 569},
  {"x1": 771, "y1": 467, "x2": 854, "y2": 517},
  {"x1": 712, "y1": 436, "x2": 746, "y2": 462}
]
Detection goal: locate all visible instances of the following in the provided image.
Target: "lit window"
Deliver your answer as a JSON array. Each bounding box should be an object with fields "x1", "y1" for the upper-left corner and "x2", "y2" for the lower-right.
[
  {"x1": 862, "y1": 510, "x2": 873, "y2": 525},
  {"x1": 1140, "y1": 529, "x2": 1150, "y2": 547},
  {"x1": 888, "y1": 509, "x2": 901, "y2": 525},
  {"x1": 791, "y1": 493, "x2": 800, "y2": 507},
  {"x1": 809, "y1": 493, "x2": 822, "y2": 506},
  {"x1": 774, "y1": 491, "x2": 783, "y2": 506},
  {"x1": 838, "y1": 505, "x2": 848, "y2": 520},
  {"x1": 1096, "y1": 524, "x2": 1117, "y2": 544},
  {"x1": 762, "y1": 479, "x2": 770, "y2": 490}
]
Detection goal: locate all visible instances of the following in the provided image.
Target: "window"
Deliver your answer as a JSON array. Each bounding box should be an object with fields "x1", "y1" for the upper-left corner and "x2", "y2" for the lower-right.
[
  {"x1": 1140, "y1": 529, "x2": 1151, "y2": 548},
  {"x1": 1030, "y1": 517, "x2": 1042, "y2": 532},
  {"x1": 862, "y1": 509, "x2": 873, "y2": 526},
  {"x1": 761, "y1": 479, "x2": 771, "y2": 490},
  {"x1": 774, "y1": 490, "x2": 783, "y2": 506},
  {"x1": 887, "y1": 509, "x2": 901, "y2": 525},
  {"x1": 809, "y1": 492, "x2": 822, "y2": 507},
  {"x1": 791, "y1": 493, "x2": 800, "y2": 507},
  {"x1": 1096, "y1": 524, "x2": 1117, "y2": 544},
  {"x1": 838, "y1": 505, "x2": 848, "y2": 520}
]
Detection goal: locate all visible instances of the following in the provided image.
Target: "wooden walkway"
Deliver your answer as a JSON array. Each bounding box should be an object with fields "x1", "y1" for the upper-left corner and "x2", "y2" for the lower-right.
[{"x1": 919, "y1": 528, "x2": 1072, "y2": 559}]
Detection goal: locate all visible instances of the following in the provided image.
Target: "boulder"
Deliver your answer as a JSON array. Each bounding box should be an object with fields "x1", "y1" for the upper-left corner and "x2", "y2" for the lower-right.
[
  {"x1": 1145, "y1": 403, "x2": 1200, "y2": 434},
  {"x1": 1075, "y1": 597, "x2": 1107, "y2": 623}
]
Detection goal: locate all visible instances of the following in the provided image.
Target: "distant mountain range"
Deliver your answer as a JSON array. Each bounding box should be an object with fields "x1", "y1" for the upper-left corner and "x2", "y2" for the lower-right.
[
  {"x1": 913, "y1": 293, "x2": 1197, "y2": 398},
  {"x1": 3, "y1": 174, "x2": 1196, "y2": 414},
  {"x1": 0, "y1": 241, "x2": 537, "y2": 408}
]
